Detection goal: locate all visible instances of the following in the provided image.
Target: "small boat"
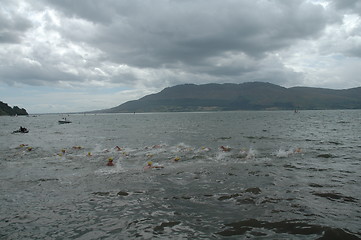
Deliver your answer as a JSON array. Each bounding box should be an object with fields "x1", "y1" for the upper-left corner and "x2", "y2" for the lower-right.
[{"x1": 58, "y1": 118, "x2": 72, "y2": 124}]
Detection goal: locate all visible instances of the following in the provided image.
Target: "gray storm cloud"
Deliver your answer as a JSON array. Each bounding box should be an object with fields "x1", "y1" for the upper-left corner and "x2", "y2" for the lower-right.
[
  {"x1": 44, "y1": 0, "x2": 333, "y2": 66},
  {"x1": 1, "y1": 0, "x2": 361, "y2": 112},
  {"x1": 0, "y1": 3, "x2": 32, "y2": 43}
]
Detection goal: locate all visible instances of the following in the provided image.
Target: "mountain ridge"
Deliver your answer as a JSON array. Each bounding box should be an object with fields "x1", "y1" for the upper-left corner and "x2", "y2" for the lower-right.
[{"x1": 98, "y1": 82, "x2": 361, "y2": 113}]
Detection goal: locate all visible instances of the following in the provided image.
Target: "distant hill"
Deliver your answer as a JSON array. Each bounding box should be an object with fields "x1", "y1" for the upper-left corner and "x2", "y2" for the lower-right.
[
  {"x1": 98, "y1": 82, "x2": 361, "y2": 113},
  {"x1": 0, "y1": 101, "x2": 28, "y2": 116}
]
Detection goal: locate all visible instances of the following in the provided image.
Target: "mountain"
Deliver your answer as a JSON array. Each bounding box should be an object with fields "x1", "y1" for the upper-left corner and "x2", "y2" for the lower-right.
[
  {"x1": 0, "y1": 101, "x2": 28, "y2": 116},
  {"x1": 99, "y1": 82, "x2": 361, "y2": 113}
]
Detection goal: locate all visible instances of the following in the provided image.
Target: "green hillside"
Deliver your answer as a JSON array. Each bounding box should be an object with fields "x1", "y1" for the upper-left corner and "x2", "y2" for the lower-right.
[
  {"x1": 0, "y1": 101, "x2": 28, "y2": 116},
  {"x1": 98, "y1": 82, "x2": 361, "y2": 113}
]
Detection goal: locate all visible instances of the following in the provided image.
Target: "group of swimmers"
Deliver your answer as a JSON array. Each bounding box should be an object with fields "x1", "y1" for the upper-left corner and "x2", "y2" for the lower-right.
[
  {"x1": 17, "y1": 143, "x2": 33, "y2": 151},
  {"x1": 55, "y1": 143, "x2": 302, "y2": 169}
]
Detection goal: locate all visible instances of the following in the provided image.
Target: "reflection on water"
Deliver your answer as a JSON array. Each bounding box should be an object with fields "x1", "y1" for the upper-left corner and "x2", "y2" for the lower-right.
[{"x1": 1, "y1": 110, "x2": 361, "y2": 239}]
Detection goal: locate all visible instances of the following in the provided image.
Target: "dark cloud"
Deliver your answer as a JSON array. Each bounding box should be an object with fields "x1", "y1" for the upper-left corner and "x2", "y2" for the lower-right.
[
  {"x1": 344, "y1": 41, "x2": 361, "y2": 58},
  {"x1": 2, "y1": 0, "x2": 361, "y2": 113},
  {"x1": 0, "y1": 61, "x2": 82, "y2": 86},
  {"x1": 332, "y1": 0, "x2": 361, "y2": 11},
  {"x1": 0, "y1": 7, "x2": 32, "y2": 44},
  {"x1": 325, "y1": 0, "x2": 361, "y2": 59},
  {"x1": 43, "y1": 0, "x2": 139, "y2": 24},
  {"x1": 47, "y1": 0, "x2": 332, "y2": 69}
]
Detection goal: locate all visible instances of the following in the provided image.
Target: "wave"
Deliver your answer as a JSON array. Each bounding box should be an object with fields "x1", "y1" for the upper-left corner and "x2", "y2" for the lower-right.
[{"x1": 217, "y1": 219, "x2": 360, "y2": 239}]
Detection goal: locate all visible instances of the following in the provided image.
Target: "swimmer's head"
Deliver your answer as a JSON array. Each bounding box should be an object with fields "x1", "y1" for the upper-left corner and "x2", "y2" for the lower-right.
[
  {"x1": 147, "y1": 161, "x2": 153, "y2": 166},
  {"x1": 108, "y1": 157, "x2": 114, "y2": 161}
]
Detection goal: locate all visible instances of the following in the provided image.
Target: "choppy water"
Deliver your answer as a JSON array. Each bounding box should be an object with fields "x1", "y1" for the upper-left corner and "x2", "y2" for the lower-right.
[{"x1": 1, "y1": 110, "x2": 360, "y2": 239}]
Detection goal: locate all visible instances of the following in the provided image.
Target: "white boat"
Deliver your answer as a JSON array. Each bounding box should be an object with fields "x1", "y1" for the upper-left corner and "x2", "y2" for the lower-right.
[{"x1": 58, "y1": 118, "x2": 72, "y2": 124}]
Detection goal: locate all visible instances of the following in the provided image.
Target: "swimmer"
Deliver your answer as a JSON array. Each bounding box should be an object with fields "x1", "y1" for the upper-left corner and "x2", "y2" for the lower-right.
[
  {"x1": 220, "y1": 146, "x2": 231, "y2": 152},
  {"x1": 115, "y1": 146, "x2": 122, "y2": 151},
  {"x1": 147, "y1": 161, "x2": 153, "y2": 166},
  {"x1": 173, "y1": 157, "x2": 181, "y2": 162},
  {"x1": 122, "y1": 152, "x2": 129, "y2": 156},
  {"x1": 107, "y1": 157, "x2": 114, "y2": 166},
  {"x1": 294, "y1": 148, "x2": 302, "y2": 153},
  {"x1": 144, "y1": 161, "x2": 153, "y2": 170},
  {"x1": 201, "y1": 147, "x2": 211, "y2": 152},
  {"x1": 144, "y1": 161, "x2": 164, "y2": 170}
]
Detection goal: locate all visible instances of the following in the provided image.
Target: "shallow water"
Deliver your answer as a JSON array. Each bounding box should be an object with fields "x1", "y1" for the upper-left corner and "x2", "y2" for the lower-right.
[{"x1": 1, "y1": 110, "x2": 360, "y2": 239}]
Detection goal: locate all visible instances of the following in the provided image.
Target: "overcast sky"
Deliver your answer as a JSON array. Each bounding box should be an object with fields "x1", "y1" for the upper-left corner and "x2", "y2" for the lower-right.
[{"x1": 1, "y1": 0, "x2": 361, "y2": 113}]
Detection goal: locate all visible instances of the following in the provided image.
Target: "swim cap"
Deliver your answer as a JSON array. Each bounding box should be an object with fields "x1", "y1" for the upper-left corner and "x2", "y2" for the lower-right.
[{"x1": 108, "y1": 157, "x2": 114, "y2": 161}]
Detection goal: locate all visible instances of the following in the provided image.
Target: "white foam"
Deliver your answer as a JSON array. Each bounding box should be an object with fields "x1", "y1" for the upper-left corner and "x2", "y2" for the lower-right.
[
  {"x1": 246, "y1": 148, "x2": 257, "y2": 159},
  {"x1": 275, "y1": 148, "x2": 294, "y2": 158}
]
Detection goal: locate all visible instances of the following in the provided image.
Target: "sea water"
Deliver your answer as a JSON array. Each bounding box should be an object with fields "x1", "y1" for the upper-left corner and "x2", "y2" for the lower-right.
[{"x1": 1, "y1": 110, "x2": 360, "y2": 239}]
